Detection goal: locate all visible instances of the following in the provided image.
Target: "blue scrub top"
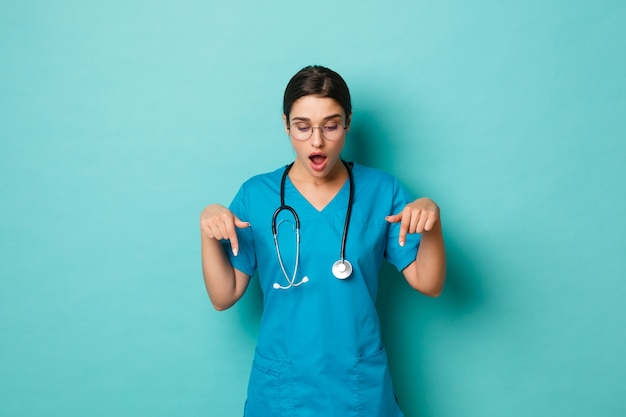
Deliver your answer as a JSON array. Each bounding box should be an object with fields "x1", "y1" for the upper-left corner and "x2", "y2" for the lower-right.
[{"x1": 224, "y1": 162, "x2": 420, "y2": 417}]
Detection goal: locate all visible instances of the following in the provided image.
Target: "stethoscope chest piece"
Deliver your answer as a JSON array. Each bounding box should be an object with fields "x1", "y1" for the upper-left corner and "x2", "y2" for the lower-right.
[{"x1": 332, "y1": 259, "x2": 353, "y2": 279}]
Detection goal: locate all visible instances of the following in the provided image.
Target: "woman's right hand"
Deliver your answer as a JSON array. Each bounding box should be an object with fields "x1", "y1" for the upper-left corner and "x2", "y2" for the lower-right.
[{"x1": 199, "y1": 204, "x2": 250, "y2": 256}]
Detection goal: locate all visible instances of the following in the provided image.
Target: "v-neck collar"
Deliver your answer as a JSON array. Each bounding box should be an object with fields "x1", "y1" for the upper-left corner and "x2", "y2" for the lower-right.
[{"x1": 284, "y1": 174, "x2": 350, "y2": 216}]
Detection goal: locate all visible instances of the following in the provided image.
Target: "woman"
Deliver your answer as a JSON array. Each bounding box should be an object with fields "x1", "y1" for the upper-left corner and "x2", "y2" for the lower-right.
[{"x1": 200, "y1": 65, "x2": 446, "y2": 417}]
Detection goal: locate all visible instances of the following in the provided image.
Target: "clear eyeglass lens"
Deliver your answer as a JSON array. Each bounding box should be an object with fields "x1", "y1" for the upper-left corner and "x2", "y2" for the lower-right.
[{"x1": 290, "y1": 122, "x2": 344, "y2": 141}]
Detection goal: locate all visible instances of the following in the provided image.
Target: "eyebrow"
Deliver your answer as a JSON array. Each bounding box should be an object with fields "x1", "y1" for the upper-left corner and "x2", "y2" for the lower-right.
[{"x1": 291, "y1": 113, "x2": 344, "y2": 122}]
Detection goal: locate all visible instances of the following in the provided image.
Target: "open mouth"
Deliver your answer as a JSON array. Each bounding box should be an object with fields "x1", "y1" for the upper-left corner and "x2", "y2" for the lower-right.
[
  {"x1": 309, "y1": 154, "x2": 327, "y2": 171},
  {"x1": 309, "y1": 154, "x2": 326, "y2": 164}
]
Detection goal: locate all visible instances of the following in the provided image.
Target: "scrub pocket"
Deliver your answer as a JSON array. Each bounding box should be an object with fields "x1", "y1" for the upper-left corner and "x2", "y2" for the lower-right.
[
  {"x1": 244, "y1": 350, "x2": 294, "y2": 417},
  {"x1": 356, "y1": 347, "x2": 403, "y2": 417}
]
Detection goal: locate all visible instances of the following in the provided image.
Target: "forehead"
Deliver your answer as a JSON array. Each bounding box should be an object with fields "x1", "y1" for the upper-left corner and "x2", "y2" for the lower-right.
[{"x1": 289, "y1": 96, "x2": 345, "y2": 120}]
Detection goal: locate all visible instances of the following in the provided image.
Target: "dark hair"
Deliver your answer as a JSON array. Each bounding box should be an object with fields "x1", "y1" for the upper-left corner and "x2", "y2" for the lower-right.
[{"x1": 283, "y1": 65, "x2": 352, "y2": 125}]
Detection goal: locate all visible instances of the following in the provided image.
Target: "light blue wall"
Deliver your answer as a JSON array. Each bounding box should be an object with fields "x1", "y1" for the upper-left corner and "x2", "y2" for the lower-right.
[{"x1": 1, "y1": 1, "x2": 624, "y2": 416}]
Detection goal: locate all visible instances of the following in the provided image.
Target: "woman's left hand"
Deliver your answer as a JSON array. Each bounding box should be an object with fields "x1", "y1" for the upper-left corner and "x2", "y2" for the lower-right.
[{"x1": 385, "y1": 198, "x2": 441, "y2": 246}]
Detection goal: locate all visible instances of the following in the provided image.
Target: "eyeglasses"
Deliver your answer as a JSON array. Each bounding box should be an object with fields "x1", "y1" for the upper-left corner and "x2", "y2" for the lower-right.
[{"x1": 288, "y1": 121, "x2": 347, "y2": 141}]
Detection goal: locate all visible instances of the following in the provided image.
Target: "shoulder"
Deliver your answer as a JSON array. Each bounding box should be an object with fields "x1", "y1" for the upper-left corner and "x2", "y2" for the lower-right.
[
  {"x1": 240, "y1": 166, "x2": 287, "y2": 192},
  {"x1": 229, "y1": 166, "x2": 286, "y2": 212},
  {"x1": 350, "y1": 162, "x2": 398, "y2": 186},
  {"x1": 349, "y1": 162, "x2": 414, "y2": 207}
]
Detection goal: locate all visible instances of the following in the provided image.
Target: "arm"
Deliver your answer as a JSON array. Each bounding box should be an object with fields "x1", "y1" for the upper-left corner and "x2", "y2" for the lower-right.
[
  {"x1": 200, "y1": 204, "x2": 252, "y2": 310},
  {"x1": 386, "y1": 198, "x2": 446, "y2": 297}
]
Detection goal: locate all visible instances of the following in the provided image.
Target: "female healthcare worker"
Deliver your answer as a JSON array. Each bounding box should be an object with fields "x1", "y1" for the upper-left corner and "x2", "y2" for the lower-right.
[{"x1": 200, "y1": 65, "x2": 446, "y2": 417}]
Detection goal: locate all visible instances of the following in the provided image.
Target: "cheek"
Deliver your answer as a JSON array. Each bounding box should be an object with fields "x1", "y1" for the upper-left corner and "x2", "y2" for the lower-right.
[
  {"x1": 330, "y1": 140, "x2": 346, "y2": 154},
  {"x1": 290, "y1": 140, "x2": 306, "y2": 155}
]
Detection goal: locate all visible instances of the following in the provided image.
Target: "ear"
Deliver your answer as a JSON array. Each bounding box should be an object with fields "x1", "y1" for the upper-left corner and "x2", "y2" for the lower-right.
[
  {"x1": 345, "y1": 112, "x2": 353, "y2": 133},
  {"x1": 282, "y1": 114, "x2": 290, "y2": 135}
]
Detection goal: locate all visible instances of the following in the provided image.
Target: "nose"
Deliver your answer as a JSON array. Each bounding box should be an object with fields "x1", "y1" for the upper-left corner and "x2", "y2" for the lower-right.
[{"x1": 310, "y1": 127, "x2": 324, "y2": 147}]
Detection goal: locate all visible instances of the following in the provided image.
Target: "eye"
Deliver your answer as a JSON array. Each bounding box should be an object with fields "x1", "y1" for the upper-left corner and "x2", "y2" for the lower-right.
[
  {"x1": 293, "y1": 123, "x2": 311, "y2": 132},
  {"x1": 323, "y1": 122, "x2": 339, "y2": 132}
]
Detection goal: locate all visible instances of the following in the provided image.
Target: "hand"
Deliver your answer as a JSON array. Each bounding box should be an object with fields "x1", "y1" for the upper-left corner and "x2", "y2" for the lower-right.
[
  {"x1": 385, "y1": 198, "x2": 440, "y2": 246},
  {"x1": 200, "y1": 204, "x2": 250, "y2": 256}
]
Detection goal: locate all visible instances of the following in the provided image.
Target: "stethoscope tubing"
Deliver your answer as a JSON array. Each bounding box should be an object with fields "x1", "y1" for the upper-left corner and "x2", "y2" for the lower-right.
[
  {"x1": 339, "y1": 160, "x2": 354, "y2": 264},
  {"x1": 272, "y1": 160, "x2": 354, "y2": 289}
]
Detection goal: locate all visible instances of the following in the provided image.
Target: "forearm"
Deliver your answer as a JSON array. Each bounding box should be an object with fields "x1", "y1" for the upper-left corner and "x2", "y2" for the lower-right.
[
  {"x1": 200, "y1": 233, "x2": 249, "y2": 310},
  {"x1": 403, "y1": 222, "x2": 447, "y2": 297}
]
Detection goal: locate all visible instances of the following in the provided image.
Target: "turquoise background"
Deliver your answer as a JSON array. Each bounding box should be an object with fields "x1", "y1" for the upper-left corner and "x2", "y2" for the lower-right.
[{"x1": 1, "y1": 1, "x2": 625, "y2": 416}]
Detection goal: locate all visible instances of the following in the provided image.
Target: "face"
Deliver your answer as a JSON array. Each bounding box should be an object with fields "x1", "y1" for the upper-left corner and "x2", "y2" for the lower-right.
[{"x1": 283, "y1": 95, "x2": 351, "y2": 181}]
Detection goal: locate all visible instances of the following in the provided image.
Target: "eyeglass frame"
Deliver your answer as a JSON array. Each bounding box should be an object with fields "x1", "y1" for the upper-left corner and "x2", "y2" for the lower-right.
[{"x1": 287, "y1": 120, "x2": 349, "y2": 141}]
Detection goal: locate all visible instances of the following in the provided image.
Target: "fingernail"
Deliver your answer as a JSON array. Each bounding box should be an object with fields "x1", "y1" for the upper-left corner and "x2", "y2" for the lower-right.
[
  {"x1": 233, "y1": 248, "x2": 238, "y2": 257},
  {"x1": 400, "y1": 241, "x2": 405, "y2": 247}
]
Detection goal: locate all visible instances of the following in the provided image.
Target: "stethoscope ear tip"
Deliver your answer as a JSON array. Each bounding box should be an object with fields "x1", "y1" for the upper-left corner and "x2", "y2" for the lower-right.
[{"x1": 273, "y1": 277, "x2": 308, "y2": 290}]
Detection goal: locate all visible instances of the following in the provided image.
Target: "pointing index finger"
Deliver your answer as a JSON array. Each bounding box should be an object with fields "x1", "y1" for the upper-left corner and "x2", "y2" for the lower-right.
[
  {"x1": 230, "y1": 215, "x2": 253, "y2": 256},
  {"x1": 224, "y1": 217, "x2": 240, "y2": 257},
  {"x1": 399, "y1": 210, "x2": 412, "y2": 247}
]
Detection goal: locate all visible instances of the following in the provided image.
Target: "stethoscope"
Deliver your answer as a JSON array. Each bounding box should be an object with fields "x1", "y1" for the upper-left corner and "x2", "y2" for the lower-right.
[{"x1": 272, "y1": 160, "x2": 354, "y2": 290}]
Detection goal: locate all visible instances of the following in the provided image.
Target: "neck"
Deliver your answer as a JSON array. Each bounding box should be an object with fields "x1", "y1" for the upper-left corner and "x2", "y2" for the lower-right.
[{"x1": 286, "y1": 160, "x2": 350, "y2": 212}]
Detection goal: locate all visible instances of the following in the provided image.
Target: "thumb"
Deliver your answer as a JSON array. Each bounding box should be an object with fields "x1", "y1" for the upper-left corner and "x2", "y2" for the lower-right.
[
  {"x1": 385, "y1": 213, "x2": 402, "y2": 223},
  {"x1": 234, "y1": 216, "x2": 251, "y2": 229}
]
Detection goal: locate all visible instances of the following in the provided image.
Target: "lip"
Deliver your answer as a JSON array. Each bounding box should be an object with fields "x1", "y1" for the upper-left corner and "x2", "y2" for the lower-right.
[{"x1": 308, "y1": 152, "x2": 328, "y2": 172}]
